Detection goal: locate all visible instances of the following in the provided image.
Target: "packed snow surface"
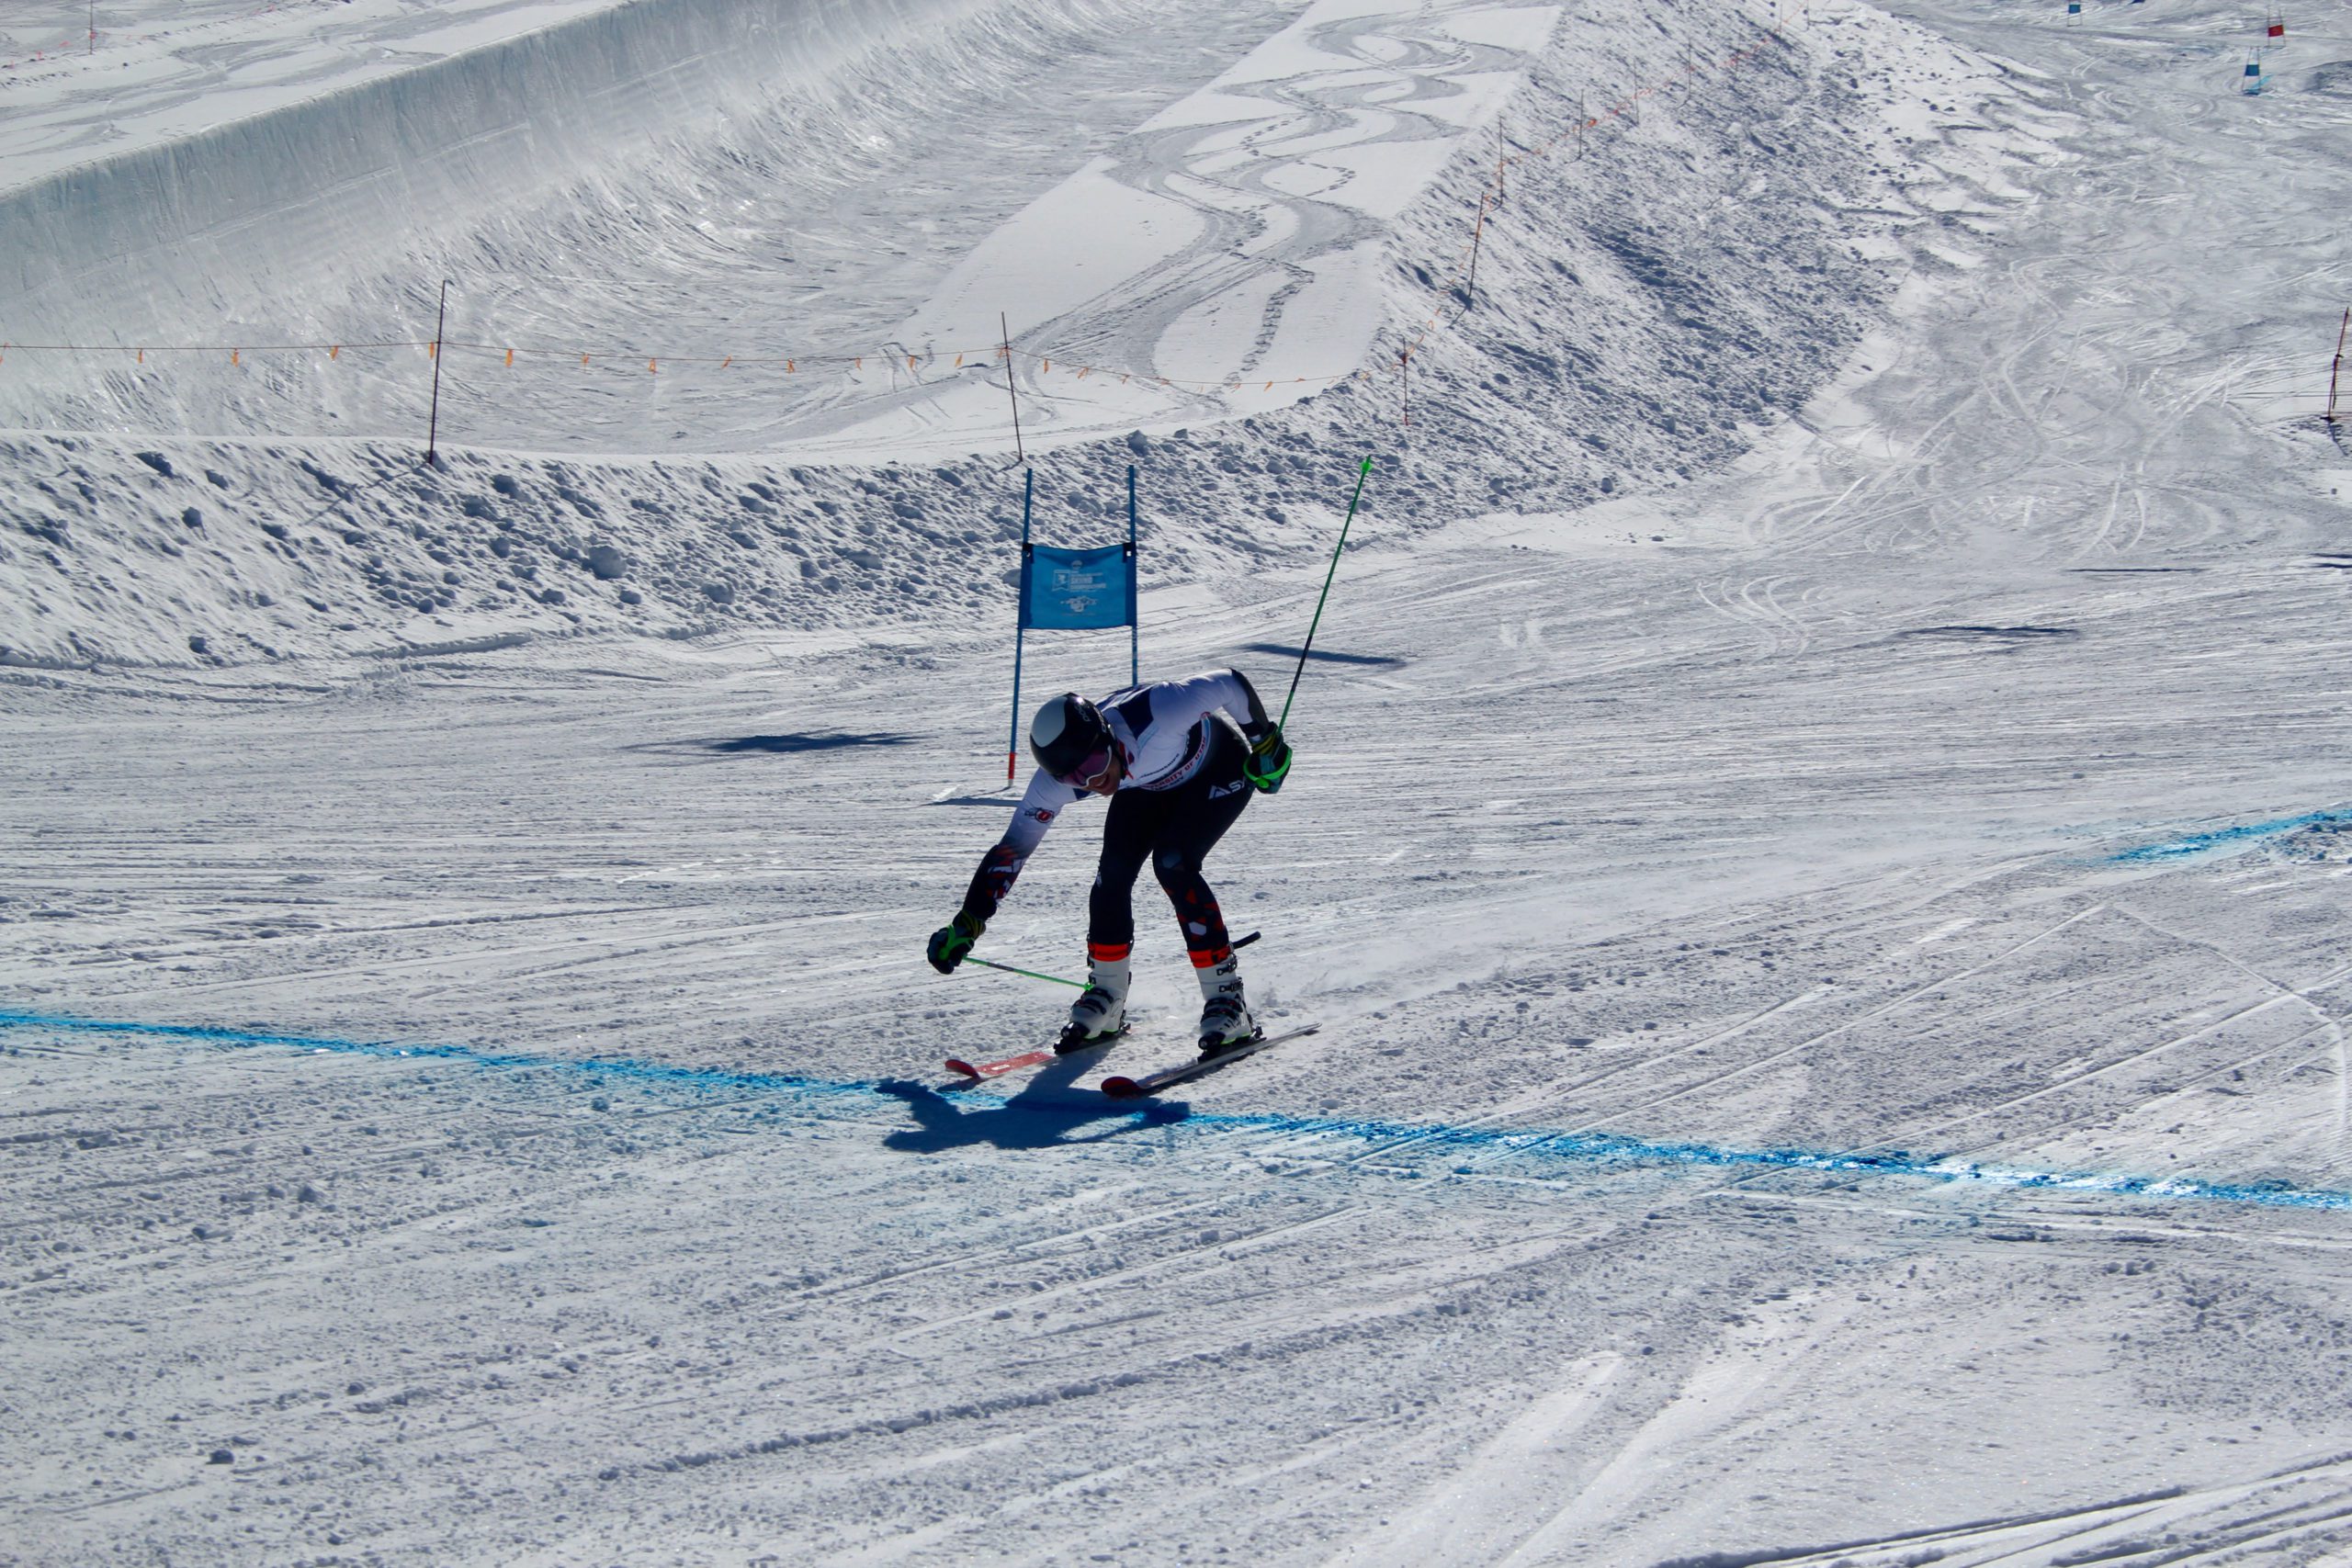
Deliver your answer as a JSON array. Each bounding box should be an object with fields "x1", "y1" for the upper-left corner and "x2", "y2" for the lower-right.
[{"x1": 6, "y1": 0, "x2": 2352, "y2": 1562}]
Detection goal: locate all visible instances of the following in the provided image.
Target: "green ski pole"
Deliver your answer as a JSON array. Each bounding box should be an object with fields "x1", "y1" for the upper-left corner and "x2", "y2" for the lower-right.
[
  {"x1": 960, "y1": 931, "x2": 1260, "y2": 990},
  {"x1": 964, "y1": 955, "x2": 1084, "y2": 989},
  {"x1": 1279, "y1": 457, "x2": 1376, "y2": 728}
]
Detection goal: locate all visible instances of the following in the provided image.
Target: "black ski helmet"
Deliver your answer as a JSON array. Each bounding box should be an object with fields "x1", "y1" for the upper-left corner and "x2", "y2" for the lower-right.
[{"x1": 1030, "y1": 693, "x2": 1111, "y2": 780}]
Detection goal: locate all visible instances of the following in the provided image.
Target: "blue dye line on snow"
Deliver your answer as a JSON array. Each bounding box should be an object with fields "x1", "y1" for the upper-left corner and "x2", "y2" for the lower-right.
[
  {"x1": 2109, "y1": 808, "x2": 2352, "y2": 863},
  {"x1": 6, "y1": 1008, "x2": 2349, "y2": 1215}
]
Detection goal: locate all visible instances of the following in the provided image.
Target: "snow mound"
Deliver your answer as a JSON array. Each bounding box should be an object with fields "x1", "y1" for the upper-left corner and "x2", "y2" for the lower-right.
[{"x1": 0, "y1": 0, "x2": 2047, "y2": 667}]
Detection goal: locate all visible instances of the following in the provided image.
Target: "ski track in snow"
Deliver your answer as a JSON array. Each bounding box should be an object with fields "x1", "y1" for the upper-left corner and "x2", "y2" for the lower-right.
[{"x1": 8, "y1": 0, "x2": 2352, "y2": 1562}]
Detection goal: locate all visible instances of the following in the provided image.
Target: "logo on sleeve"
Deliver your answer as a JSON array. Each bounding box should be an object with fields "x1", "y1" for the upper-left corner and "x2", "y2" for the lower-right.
[{"x1": 1027, "y1": 808, "x2": 1057, "y2": 824}]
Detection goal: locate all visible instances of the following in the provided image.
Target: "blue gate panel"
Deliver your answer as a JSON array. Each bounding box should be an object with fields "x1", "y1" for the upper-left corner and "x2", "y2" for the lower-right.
[{"x1": 1021, "y1": 543, "x2": 1136, "y2": 629}]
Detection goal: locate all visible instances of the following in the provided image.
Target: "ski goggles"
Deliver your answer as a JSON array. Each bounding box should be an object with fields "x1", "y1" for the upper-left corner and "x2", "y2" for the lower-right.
[{"x1": 1061, "y1": 746, "x2": 1117, "y2": 791}]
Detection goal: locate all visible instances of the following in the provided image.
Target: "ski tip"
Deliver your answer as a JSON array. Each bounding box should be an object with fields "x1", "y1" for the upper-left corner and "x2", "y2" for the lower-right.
[
  {"x1": 1099, "y1": 1075, "x2": 1145, "y2": 1100},
  {"x1": 944, "y1": 1059, "x2": 981, "y2": 1077}
]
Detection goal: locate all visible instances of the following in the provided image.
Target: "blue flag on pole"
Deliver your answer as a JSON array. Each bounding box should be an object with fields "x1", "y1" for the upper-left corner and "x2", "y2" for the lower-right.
[
  {"x1": 1004, "y1": 467, "x2": 1144, "y2": 783},
  {"x1": 1020, "y1": 544, "x2": 1136, "y2": 630}
]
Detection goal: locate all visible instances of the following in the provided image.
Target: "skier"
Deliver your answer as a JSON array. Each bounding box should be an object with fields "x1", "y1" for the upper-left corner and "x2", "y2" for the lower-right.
[{"x1": 927, "y1": 669, "x2": 1292, "y2": 1055}]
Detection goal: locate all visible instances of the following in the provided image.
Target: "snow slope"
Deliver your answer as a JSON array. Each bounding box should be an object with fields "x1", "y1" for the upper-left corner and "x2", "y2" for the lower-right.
[
  {"x1": 6, "y1": 0, "x2": 1575, "y2": 454},
  {"x1": 6, "y1": 0, "x2": 2352, "y2": 1563},
  {"x1": 4, "y1": 0, "x2": 1934, "y2": 668}
]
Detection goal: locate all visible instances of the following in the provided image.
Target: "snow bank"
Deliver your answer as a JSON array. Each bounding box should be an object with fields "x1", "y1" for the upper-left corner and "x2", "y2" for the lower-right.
[
  {"x1": 4, "y1": 0, "x2": 1015, "y2": 339},
  {"x1": 1, "y1": 0, "x2": 1274, "y2": 446},
  {"x1": 0, "y1": 0, "x2": 2038, "y2": 669}
]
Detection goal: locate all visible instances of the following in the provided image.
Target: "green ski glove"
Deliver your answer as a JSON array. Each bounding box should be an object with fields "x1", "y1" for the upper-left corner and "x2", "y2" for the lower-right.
[
  {"x1": 1243, "y1": 726, "x2": 1292, "y2": 794},
  {"x1": 927, "y1": 910, "x2": 985, "y2": 974}
]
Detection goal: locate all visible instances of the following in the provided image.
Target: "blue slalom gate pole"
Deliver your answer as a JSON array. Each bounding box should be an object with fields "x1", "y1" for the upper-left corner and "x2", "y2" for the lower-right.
[{"x1": 1126, "y1": 465, "x2": 1140, "y2": 684}]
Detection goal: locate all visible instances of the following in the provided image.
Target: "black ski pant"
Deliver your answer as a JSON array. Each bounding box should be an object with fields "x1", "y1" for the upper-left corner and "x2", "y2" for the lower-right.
[{"x1": 1088, "y1": 717, "x2": 1251, "y2": 969}]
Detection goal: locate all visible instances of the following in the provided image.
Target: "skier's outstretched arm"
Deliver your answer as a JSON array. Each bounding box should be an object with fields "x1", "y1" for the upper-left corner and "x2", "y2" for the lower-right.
[{"x1": 927, "y1": 773, "x2": 1078, "y2": 973}]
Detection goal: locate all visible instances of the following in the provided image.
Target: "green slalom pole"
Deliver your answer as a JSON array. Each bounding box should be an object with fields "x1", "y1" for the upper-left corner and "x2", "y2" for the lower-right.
[
  {"x1": 1279, "y1": 456, "x2": 1376, "y2": 728},
  {"x1": 961, "y1": 932, "x2": 1259, "y2": 991},
  {"x1": 965, "y1": 955, "x2": 1084, "y2": 989}
]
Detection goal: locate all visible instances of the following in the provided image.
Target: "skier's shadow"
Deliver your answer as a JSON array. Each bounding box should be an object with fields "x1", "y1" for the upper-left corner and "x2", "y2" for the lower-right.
[
  {"x1": 627, "y1": 731, "x2": 919, "y2": 761},
  {"x1": 1239, "y1": 640, "x2": 1408, "y2": 669},
  {"x1": 874, "y1": 1055, "x2": 1188, "y2": 1153}
]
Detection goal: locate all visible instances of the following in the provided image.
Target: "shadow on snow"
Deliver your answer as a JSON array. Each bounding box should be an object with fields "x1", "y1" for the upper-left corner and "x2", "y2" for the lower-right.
[
  {"x1": 628, "y1": 731, "x2": 922, "y2": 760},
  {"x1": 873, "y1": 1056, "x2": 1187, "y2": 1153},
  {"x1": 1238, "y1": 641, "x2": 1408, "y2": 668}
]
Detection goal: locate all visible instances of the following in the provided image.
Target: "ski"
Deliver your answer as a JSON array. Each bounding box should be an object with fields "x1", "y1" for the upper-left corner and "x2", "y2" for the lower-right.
[
  {"x1": 1099, "y1": 1025, "x2": 1319, "y2": 1099},
  {"x1": 945, "y1": 936, "x2": 1264, "y2": 1080},
  {"x1": 944, "y1": 1031, "x2": 1121, "y2": 1081},
  {"x1": 944, "y1": 1047, "x2": 1050, "y2": 1080}
]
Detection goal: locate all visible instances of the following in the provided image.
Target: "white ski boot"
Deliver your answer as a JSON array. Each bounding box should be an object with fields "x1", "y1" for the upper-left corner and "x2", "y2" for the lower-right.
[
  {"x1": 1058, "y1": 953, "x2": 1131, "y2": 1053},
  {"x1": 1194, "y1": 953, "x2": 1257, "y2": 1057}
]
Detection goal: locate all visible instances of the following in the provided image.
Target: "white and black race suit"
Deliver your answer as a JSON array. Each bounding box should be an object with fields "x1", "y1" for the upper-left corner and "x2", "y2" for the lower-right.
[{"x1": 960, "y1": 669, "x2": 1270, "y2": 969}]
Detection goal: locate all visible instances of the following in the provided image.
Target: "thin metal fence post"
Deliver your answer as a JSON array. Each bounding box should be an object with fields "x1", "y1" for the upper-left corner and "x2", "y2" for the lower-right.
[
  {"x1": 424, "y1": 279, "x2": 449, "y2": 465},
  {"x1": 2328, "y1": 307, "x2": 2348, "y2": 425},
  {"x1": 1465, "y1": 193, "x2": 1489, "y2": 310},
  {"x1": 1001, "y1": 311, "x2": 1024, "y2": 463},
  {"x1": 1008, "y1": 468, "x2": 1034, "y2": 784}
]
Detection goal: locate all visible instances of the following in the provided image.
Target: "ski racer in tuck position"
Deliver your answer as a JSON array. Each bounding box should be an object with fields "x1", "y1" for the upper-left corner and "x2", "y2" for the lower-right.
[{"x1": 928, "y1": 669, "x2": 1293, "y2": 1056}]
